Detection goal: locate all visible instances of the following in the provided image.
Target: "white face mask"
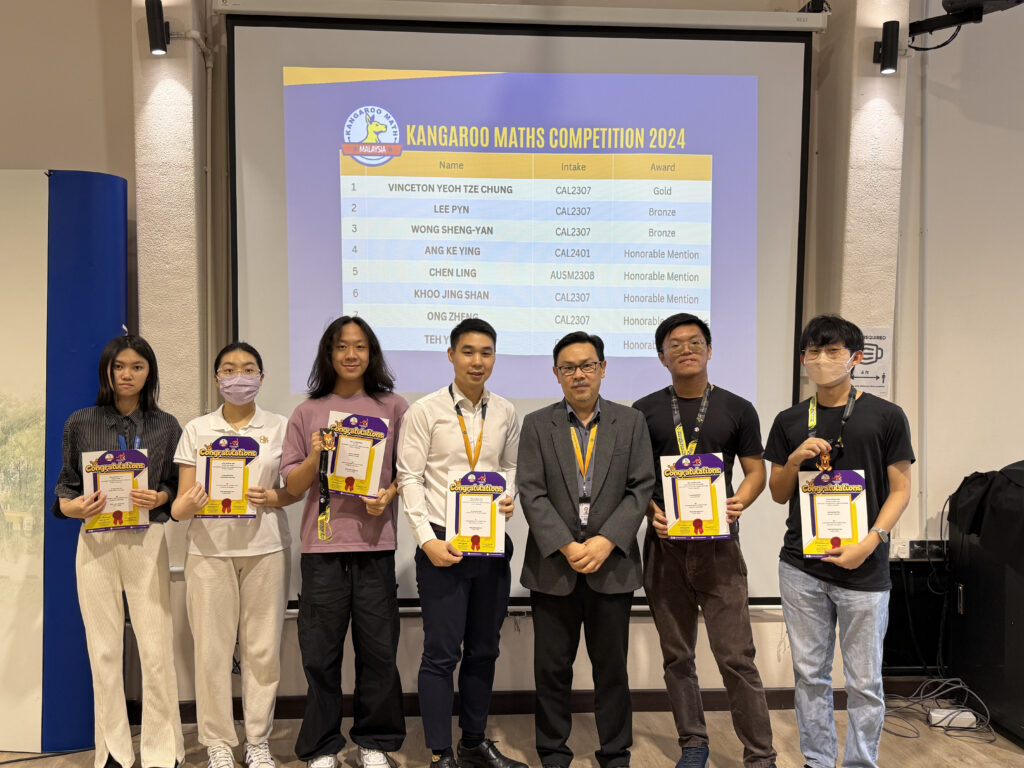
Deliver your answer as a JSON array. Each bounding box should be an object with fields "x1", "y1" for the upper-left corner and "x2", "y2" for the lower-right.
[{"x1": 804, "y1": 354, "x2": 855, "y2": 387}]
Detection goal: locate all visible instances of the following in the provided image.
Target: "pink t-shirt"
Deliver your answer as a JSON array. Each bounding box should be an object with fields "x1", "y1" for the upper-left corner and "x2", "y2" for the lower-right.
[{"x1": 281, "y1": 391, "x2": 408, "y2": 553}]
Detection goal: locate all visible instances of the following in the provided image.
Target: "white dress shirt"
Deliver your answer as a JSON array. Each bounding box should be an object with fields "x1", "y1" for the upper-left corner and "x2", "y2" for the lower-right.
[{"x1": 397, "y1": 382, "x2": 520, "y2": 548}]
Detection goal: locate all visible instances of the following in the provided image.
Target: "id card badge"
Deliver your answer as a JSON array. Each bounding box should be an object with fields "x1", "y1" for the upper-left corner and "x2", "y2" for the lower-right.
[{"x1": 579, "y1": 496, "x2": 591, "y2": 527}]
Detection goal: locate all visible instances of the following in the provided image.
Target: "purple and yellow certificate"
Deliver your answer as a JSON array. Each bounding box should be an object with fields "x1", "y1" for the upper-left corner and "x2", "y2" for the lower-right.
[
  {"x1": 659, "y1": 452, "x2": 729, "y2": 540},
  {"x1": 81, "y1": 448, "x2": 150, "y2": 532},
  {"x1": 196, "y1": 435, "x2": 260, "y2": 518},
  {"x1": 798, "y1": 468, "x2": 868, "y2": 558},
  {"x1": 445, "y1": 470, "x2": 506, "y2": 557}
]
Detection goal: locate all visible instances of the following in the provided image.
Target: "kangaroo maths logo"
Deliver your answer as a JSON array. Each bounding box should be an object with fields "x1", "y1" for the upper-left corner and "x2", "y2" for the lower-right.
[{"x1": 342, "y1": 106, "x2": 402, "y2": 167}]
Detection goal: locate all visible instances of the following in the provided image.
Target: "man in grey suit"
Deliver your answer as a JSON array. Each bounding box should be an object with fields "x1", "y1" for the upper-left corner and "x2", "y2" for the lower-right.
[{"x1": 517, "y1": 331, "x2": 656, "y2": 768}]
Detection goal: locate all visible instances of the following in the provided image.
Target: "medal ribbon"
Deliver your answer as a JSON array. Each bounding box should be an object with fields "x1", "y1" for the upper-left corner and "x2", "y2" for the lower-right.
[
  {"x1": 450, "y1": 385, "x2": 487, "y2": 470},
  {"x1": 569, "y1": 423, "x2": 598, "y2": 498},
  {"x1": 808, "y1": 387, "x2": 857, "y2": 471},
  {"x1": 317, "y1": 428, "x2": 334, "y2": 541},
  {"x1": 670, "y1": 383, "x2": 712, "y2": 456}
]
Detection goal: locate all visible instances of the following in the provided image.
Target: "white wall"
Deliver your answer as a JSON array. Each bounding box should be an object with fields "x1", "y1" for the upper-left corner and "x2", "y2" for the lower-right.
[{"x1": 904, "y1": 0, "x2": 1024, "y2": 532}]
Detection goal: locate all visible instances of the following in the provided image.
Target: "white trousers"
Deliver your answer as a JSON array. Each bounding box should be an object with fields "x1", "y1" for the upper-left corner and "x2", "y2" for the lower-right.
[
  {"x1": 76, "y1": 524, "x2": 184, "y2": 768},
  {"x1": 185, "y1": 549, "x2": 288, "y2": 747}
]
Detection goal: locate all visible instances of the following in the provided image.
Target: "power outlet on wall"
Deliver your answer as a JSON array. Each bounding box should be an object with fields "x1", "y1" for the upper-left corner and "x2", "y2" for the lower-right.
[{"x1": 892, "y1": 537, "x2": 910, "y2": 559}]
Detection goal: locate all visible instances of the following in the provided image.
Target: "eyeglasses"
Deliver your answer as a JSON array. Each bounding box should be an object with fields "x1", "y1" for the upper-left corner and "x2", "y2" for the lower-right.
[
  {"x1": 217, "y1": 367, "x2": 261, "y2": 377},
  {"x1": 556, "y1": 361, "x2": 601, "y2": 377},
  {"x1": 664, "y1": 339, "x2": 707, "y2": 354},
  {"x1": 802, "y1": 346, "x2": 849, "y2": 361}
]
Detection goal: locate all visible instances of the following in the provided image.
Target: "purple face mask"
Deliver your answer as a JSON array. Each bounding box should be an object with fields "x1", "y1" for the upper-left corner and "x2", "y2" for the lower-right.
[{"x1": 218, "y1": 373, "x2": 261, "y2": 406}]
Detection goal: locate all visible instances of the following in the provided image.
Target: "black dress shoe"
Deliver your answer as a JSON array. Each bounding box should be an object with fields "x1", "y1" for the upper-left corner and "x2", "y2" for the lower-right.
[
  {"x1": 457, "y1": 740, "x2": 526, "y2": 768},
  {"x1": 431, "y1": 755, "x2": 459, "y2": 768}
]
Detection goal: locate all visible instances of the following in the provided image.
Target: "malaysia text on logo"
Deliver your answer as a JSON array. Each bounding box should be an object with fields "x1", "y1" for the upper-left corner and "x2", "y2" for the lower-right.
[{"x1": 342, "y1": 106, "x2": 402, "y2": 167}]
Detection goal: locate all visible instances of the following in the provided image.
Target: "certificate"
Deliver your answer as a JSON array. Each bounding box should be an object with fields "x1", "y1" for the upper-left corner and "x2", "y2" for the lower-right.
[
  {"x1": 799, "y1": 468, "x2": 868, "y2": 557},
  {"x1": 660, "y1": 453, "x2": 729, "y2": 540},
  {"x1": 196, "y1": 435, "x2": 260, "y2": 518},
  {"x1": 445, "y1": 470, "x2": 507, "y2": 556},
  {"x1": 326, "y1": 411, "x2": 390, "y2": 497},
  {"x1": 81, "y1": 448, "x2": 150, "y2": 532}
]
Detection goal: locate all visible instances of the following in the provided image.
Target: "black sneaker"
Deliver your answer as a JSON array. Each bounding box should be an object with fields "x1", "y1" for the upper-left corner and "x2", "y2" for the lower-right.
[{"x1": 457, "y1": 740, "x2": 526, "y2": 768}]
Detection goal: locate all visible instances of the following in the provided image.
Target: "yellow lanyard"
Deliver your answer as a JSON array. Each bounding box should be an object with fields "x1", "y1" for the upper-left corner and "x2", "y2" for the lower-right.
[
  {"x1": 456, "y1": 410, "x2": 485, "y2": 470},
  {"x1": 807, "y1": 388, "x2": 856, "y2": 472},
  {"x1": 450, "y1": 385, "x2": 487, "y2": 470},
  {"x1": 570, "y1": 423, "x2": 598, "y2": 494},
  {"x1": 670, "y1": 383, "x2": 711, "y2": 456}
]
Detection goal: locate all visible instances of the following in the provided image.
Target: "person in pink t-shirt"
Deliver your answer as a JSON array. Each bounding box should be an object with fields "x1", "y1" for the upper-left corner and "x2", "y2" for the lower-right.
[{"x1": 280, "y1": 316, "x2": 409, "y2": 768}]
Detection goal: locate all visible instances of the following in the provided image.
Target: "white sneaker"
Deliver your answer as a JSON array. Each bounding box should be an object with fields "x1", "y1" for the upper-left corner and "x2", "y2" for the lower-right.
[
  {"x1": 244, "y1": 742, "x2": 276, "y2": 768},
  {"x1": 358, "y1": 748, "x2": 391, "y2": 768},
  {"x1": 307, "y1": 755, "x2": 337, "y2": 768},
  {"x1": 207, "y1": 746, "x2": 235, "y2": 768}
]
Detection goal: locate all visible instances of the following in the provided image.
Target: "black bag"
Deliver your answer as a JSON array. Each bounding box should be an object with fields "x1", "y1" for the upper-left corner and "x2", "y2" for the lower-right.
[{"x1": 948, "y1": 460, "x2": 1024, "y2": 576}]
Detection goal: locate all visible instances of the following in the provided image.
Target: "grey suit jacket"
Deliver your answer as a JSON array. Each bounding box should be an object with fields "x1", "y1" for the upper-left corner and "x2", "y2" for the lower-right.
[{"x1": 517, "y1": 396, "x2": 656, "y2": 596}]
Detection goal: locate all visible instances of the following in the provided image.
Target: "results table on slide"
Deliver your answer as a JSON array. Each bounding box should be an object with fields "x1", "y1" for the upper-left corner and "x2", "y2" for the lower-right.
[{"x1": 340, "y1": 150, "x2": 712, "y2": 356}]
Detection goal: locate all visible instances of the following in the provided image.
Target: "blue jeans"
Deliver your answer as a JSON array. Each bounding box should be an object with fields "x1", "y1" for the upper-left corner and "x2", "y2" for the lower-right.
[{"x1": 778, "y1": 561, "x2": 889, "y2": 768}]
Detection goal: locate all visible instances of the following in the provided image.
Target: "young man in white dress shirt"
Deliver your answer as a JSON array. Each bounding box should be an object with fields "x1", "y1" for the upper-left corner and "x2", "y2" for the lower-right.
[{"x1": 397, "y1": 319, "x2": 525, "y2": 768}]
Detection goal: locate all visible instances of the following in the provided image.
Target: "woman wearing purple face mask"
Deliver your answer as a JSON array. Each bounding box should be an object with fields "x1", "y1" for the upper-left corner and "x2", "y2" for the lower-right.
[{"x1": 171, "y1": 342, "x2": 301, "y2": 768}]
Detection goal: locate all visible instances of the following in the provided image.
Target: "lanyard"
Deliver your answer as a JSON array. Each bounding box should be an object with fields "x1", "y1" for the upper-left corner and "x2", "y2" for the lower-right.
[
  {"x1": 450, "y1": 384, "x2": 487, "y2": 470},
  {"x1": 569, "y1": 422, "x2": 598, "y2": 498},
  {"x1": 116, "y1": 424, "x2": 143, "y2": 451},
  {"x1": 808, "y1": 387, "x2": 857, "y2": 471},
  {"x1": 669, "y1": 383, "x2": 712, "y2": 456},
  {"x1": 317, "y1": 429, "x2": 334, "y2": 540}
]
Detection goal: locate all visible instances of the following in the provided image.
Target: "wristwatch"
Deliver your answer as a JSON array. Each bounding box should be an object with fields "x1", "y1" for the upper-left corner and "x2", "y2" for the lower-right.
[{"x1": 870, "y1": 526, "x2": 890, "y2": 543}]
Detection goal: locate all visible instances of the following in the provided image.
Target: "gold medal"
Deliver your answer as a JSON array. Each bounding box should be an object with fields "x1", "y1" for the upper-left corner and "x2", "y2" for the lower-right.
[{"x1": 816, "y1": 451, "x2": 832, "y2": 472}]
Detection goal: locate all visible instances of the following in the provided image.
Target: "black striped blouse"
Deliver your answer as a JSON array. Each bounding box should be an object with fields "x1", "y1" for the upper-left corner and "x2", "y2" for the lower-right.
[{"x1": 54, "y1": 405, "x2": 182, "y2": 523}]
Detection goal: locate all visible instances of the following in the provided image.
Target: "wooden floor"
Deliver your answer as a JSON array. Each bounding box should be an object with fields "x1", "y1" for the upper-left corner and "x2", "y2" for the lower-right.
[{"x1": 4, "y1": 711, "x2": 1023, "y2": 768}]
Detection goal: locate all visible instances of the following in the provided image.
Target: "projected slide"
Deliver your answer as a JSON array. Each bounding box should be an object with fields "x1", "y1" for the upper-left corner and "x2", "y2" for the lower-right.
[{"x1": 283, "y1": 69, "x2": 756, "y2": 398}]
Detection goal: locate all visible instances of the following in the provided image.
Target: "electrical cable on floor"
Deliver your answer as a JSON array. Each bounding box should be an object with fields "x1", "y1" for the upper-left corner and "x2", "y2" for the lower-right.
[{"x1": 884, "y1": 677, "x2": 998, "y2": 743}]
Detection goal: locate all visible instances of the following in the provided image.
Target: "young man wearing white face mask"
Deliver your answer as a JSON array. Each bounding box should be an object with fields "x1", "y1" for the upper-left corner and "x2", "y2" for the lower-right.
[{"x1": 764, "y1": 315, "x2": 914, "y2": 768}]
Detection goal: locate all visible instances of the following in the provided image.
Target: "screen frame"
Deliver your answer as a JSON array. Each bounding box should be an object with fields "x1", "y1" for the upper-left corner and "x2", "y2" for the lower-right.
[{"x1": 226, "y1": 14, "x2": 813, "y2": 604}]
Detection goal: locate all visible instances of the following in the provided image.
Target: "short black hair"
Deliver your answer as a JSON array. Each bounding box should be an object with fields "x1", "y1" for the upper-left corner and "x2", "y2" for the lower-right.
[
  {"x1": 450, "y1": 318, "x2": 496, "y2": 349},
  {"x1": 552, "y1": 332, "x2": 605, "y2": 364},
  {"x1": 214, "y1": 341, "x2": 263, "y2": 374},
  {"x1": 654, "y1": 313, "x2": 712, "y2": 351},
  {"x1": 95, "y1": 334, "x2": 161, "y2": 411},
  {"x1": 799, "y1": 314, "x2": 864, "y2": 353},
  {"x1": 307, "y1": 316, "x2": 395, "y2": 400}
]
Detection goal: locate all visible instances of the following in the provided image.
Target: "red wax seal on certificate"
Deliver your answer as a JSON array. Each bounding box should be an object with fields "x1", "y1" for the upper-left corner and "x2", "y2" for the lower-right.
[{"x1": 830, "y1": 536, "x2": 842, "y2": 550}]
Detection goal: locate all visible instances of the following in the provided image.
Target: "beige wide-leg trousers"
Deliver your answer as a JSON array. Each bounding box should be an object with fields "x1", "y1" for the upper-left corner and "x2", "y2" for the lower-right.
[
  {"x1": 184, "y1": 549, "x2": 288, "y2": 747},
  {"x1": 76, "y1": 524, "x2": 184, "y2": 768}
]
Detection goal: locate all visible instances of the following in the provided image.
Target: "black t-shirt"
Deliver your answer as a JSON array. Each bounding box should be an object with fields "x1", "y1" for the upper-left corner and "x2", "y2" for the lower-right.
[
  {"x1": 633, "y1": 385, "x2": 764, "y2": 529},
  {"x1": 764, "y1": 392, "x2": 915, "y2": 591}
]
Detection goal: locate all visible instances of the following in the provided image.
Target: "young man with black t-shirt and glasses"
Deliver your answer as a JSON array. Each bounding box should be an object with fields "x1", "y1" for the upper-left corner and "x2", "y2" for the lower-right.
[
  {"x1": 633, "y1": 313, "x2": 777, "y2": 768},
  {"x1": 764, "y1": 314, "x2": 913, "y2": 768}
]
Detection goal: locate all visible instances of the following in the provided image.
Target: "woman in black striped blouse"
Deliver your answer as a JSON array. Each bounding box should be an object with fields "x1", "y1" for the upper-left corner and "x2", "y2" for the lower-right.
[{"x1": 54, "y1": 334, "x2": 184, "y2": 768}]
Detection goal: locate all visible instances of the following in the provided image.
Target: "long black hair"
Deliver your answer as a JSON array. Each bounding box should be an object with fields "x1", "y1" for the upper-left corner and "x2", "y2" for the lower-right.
[
  {"x1": 307, "y1": 316, "x2": 395, "y2": 400},
  {"x1": 94, "y1": 334, "x2": 161, "y2": 411}
]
